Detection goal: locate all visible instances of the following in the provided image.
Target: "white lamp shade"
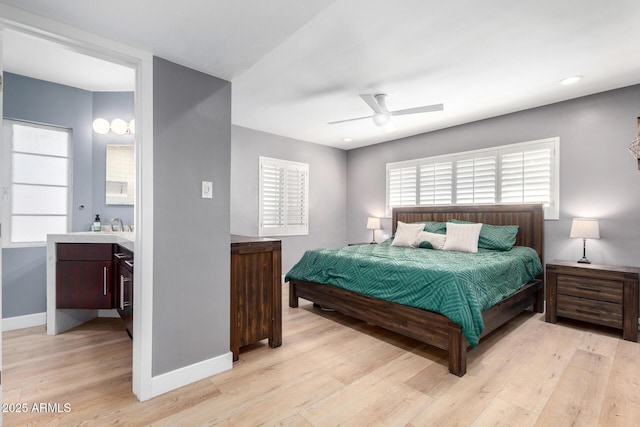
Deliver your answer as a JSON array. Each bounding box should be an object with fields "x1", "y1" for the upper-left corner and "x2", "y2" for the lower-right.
[
  {"x1": 570, "y1": 218, "x2": 600, "y2": 239},
  {"x1": 366, "y1": 217, "x2": 381, "y2": 230},
  {"x1": 92, "y1": 118, "x2": 110, "y2": 134}
]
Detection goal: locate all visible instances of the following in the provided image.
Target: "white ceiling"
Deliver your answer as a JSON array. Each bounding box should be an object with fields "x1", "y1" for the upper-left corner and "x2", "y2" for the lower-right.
[{"x1": 1, "y1": 0, "x2": 639, "y2": 149}]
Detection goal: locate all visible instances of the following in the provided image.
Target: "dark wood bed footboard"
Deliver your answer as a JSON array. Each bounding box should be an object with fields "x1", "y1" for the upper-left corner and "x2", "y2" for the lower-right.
[{"x1": 289, "y1": 278, "x2": 543, "y2": 376}]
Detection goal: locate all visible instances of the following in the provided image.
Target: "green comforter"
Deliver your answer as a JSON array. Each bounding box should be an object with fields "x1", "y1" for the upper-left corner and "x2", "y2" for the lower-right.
[{"x1": 285, "y1": 241, "x2": 542, "y2": 347}]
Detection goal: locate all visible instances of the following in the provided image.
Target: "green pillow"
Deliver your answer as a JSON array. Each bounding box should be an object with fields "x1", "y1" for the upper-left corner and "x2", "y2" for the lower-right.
[
  {"x1": 449, "y1": 219, "x2": 518, "y2": 251},
  {"x1": 413, "y1": 221, "x2": 446, "y2": 234},
  {"x1": 418, "y1": 241, "x2": 434, "y2": 249}
]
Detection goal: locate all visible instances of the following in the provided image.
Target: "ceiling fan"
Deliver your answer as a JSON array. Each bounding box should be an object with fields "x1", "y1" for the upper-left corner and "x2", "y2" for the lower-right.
[{"x1": 328, "y1": 94, "x2": 444, "y2": 127}]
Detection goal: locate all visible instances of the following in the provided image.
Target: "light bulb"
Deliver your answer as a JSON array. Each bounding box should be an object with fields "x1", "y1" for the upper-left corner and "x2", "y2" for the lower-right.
[
  {"x1": 92, "y1": 118, "x2": 110, "y2": 134},
  {"x1": 111, "y1": 118, "x2": 129, "y2": 135},
  {"x1": 372, "y1": 112, "x2": 390, "y2": 127},
  {"x1": 560, "y1": 75, "x2": 583, "y2": 85}
]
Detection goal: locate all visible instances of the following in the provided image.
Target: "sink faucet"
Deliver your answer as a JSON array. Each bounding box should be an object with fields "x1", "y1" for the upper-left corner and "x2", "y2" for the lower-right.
[{"x1": 111, "y1": 218, "x2": 124, "y2": 232}]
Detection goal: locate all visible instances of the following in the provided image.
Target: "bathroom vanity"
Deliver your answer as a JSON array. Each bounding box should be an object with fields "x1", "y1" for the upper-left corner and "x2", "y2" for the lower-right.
[{"x1": 47, "y1": 232, "x2": 134, "y2": 336}]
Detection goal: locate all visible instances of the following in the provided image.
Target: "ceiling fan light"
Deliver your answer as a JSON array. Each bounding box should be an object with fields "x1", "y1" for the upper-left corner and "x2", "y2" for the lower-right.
[{"x1": 372, "y1": 112, "x2": 390, "y2": 126}]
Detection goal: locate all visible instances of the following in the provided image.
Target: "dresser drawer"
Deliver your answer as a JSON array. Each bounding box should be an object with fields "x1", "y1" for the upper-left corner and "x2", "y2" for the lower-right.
[
  {"x1": 556, "y1": 274, "x2": 623, "y2": 304},
  {"x1": 557, "y1": 294, "x2": 622, "y2": 329}
]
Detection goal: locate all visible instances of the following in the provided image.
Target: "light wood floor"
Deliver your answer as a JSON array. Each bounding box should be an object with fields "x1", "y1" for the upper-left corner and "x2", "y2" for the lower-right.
[{"x1": 3, "y1": 288, "x2": 640, "y2": 426}]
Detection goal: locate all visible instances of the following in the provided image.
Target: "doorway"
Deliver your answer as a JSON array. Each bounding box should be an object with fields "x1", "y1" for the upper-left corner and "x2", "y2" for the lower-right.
[{"x1": 0, "y1": 18, "x2": 153, "y2": 401}]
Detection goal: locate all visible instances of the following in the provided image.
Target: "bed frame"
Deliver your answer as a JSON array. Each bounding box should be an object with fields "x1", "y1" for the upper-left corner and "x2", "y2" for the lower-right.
[{"x1": 288, "y1": 204, "x2": 544, "y2": 376}]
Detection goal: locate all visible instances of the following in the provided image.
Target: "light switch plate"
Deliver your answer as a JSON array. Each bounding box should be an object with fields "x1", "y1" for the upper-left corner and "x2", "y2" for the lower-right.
[{"x1": 202, "y1": 181, "x2": 213, "y2": 199}]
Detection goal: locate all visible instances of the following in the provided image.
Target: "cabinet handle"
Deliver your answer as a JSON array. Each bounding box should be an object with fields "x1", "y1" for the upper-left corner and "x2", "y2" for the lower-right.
[
  {"x1": 576, "y1": 308, "x2": 600, "y2": 316},
  {"x1": 103, "y1": 267, "x2": 108, "y2": 295},
  {"x1": 576, "y1": 286, "x2": 601, "y2": 292},
  {"x1": 114, "y1": 253, "x2": 128, "y2": 259},
  {"x1": 125, "y1": 260, "x2": 134, "y2": 268},
  {"x1": 120, "y1": 275, "x2": 132, "y2": 309}
]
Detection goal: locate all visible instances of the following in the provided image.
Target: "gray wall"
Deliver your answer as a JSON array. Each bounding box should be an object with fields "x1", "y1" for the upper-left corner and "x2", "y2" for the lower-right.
[
  {"x1": 2, "y1": 73, "x2": 134, "y2": 319},
  {"x1": 92, "y1": 91, "x2": 135, "y2": 227},
  {"x1": 152, "y1": 57, "x2": 231, "y2": 375},
  {"x1": 231, "y1": 125, "x2": 348, "y2": 273},
  {"x1": 2, "y1": 247, "x2": 46, "y2": 318},
  {"x1": 347, "y1": 84, "x2": 640, "y2": 268}
]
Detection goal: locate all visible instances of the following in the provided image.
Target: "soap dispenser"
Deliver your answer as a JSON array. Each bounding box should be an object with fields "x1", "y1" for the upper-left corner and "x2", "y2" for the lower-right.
[{"x1": 92, "y1": 215, "x2": 102, "y2": 232}]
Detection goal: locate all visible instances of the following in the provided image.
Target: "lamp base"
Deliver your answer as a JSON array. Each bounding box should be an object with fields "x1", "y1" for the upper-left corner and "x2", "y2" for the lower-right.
[{"x1": 577, "y1": 257, "x2": 591, "y2": 264}]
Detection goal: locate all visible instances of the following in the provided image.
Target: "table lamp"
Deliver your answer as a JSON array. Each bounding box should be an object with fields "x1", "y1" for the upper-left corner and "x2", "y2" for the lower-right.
[
  {"x1": 569, "y1": 218, "x2": 600, "y2": 264},
  {"x1": 366, "y1": 217, "x2": 381, "y2": 244}
]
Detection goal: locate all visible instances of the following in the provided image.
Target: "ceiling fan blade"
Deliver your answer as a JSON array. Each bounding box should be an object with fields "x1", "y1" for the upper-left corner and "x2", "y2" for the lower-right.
[
  {"x1": 390, "y1": 103, "x2": 444, "y2": 116},
  {"x1": 327, "y1": 115, "x2": 372, "y2": 125},
  {"x1": 359, "y1": 94, "x2": 384, "y2": 114}
]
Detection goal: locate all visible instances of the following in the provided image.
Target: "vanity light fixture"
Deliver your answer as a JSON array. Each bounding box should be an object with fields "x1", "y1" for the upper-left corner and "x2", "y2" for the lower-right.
[
  {"x1": 92, "y1": 118, "x2": 111, "y2": 134},
  {"x1": 92, "y1": 117, "x2": 135, "y2": 135},
  {"x1": 110, "y1": 118, "x2": 129, "y2": 135}
]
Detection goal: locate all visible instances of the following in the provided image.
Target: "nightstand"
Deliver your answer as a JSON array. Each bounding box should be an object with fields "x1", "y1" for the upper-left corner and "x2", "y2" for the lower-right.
[{"x1": 545, "y1": 260, "x2": 639, "y2": 341}]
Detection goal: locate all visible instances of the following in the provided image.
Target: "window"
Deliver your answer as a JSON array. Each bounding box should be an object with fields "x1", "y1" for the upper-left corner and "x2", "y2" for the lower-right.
[
  {"x1": 386, "y1": 137, "x2": 559, "y2": 219},
  {"x1": 259, "y1": 156, "x2": 309, "y2": 236},
  {"x1": 2, "y1": 120, "x2": 72, "y2": 246}
]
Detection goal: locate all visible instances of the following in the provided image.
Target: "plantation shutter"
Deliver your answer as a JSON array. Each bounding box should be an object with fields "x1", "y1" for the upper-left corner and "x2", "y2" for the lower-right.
[
  {"x1": 388, "y1": 165, "x2": 417, "y2": 208},
  {"x1": 455, "y1": 156, "x2": 496, "y2": 204},
  {"x1": 385, "y1": 137, "x2": 558, "y2": 218},
  {"x1": 419, "y1": 162, "x2": 452, "y2": 205},
  {"x1": 259, "y1": 157, "x2": 309, "y2": 236},
  {"x1": 285, "y1": 163, "x2": 308, "y2": 234},
  {"x1": 501, "y1": 148, "x2": 552, "y2": 205}
]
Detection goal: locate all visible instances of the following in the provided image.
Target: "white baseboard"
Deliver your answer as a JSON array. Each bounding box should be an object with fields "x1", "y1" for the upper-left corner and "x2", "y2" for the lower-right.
[
  {"x1": 3, "y1": 312, "x2": 46, "y2": 331},
  {"x1": 150, "y1": 352, "x2": 233, "y2": 398}
]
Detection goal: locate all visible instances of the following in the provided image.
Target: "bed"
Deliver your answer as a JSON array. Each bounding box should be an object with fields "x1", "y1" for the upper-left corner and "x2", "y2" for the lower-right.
[{"x1": 286, "y1": 204, "x2": 544, "y2": 376}]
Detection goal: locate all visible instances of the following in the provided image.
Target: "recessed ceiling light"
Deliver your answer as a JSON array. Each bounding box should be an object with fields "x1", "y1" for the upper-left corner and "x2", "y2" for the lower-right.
[
  {"x1": 560, "y1": 75, "x2": 583, "y2": 85},
  {"x1": 343, "y1": 137, "x2": 353, "y2": 142}
]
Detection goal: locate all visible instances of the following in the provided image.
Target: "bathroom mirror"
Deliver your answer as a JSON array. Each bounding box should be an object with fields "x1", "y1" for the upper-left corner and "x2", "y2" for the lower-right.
[{"x1": 105, "y1": 144, "x2": 134, "y2": 205}]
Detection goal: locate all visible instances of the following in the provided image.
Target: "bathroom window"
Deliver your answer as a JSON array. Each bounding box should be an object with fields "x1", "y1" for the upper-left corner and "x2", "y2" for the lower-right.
[
  {"x1": 2, "y1": 119, "x2": 72, "y2": 246},
  {"x1": 259, "y1": 156, "x2": 309, "y2": 237}
]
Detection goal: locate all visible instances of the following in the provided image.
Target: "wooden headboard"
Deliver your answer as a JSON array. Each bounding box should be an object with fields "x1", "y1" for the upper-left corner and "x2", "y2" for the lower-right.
[{"x1": 392, "y1": 204, "x2": 544, "y2": 263}]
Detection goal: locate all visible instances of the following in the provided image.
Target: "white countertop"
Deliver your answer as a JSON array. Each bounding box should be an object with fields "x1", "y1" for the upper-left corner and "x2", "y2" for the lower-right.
[{"x1": 47, "y1": 231, "x2": 135, "y2": 251}]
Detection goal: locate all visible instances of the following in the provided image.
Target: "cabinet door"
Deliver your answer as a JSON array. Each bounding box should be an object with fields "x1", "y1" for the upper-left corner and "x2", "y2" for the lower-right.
[
  {"x1": 234, "y1": 252, "x2": 273, "y2": 347},
  {"x1": 56, "y1": 260, "x2": 114, "y2": 309},
  {"x1": 117, "y1": 263, "x2": 134, "y2": 337}
]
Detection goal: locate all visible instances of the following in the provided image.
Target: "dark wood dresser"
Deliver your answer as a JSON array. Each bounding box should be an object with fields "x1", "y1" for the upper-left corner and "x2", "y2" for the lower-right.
[
  {"x1": 230, "y1": 235, "x2": 282, "y2": 361},
  {"x1": 545, "y1": 260, "x2": 639, "y2": 341}
]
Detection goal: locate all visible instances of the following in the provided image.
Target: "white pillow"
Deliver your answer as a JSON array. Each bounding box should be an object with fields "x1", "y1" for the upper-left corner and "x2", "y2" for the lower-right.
[
  {"x1": 391, "y1": 222, "x2": 425, "y2": 247},
  {"x1": 415, "y1": 231, "x2": 446, "y2": 250},
  {"x1": 443, "y1": 222, "x2": 482, "y2": 253}
]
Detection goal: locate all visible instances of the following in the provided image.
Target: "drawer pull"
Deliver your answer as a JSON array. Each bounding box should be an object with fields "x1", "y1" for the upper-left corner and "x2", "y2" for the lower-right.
[
  {"x1": 575, "y1": 286, "x2": 601, "y2": 292},
  {"x1": 125, "y1": 260, "x2": 134, "y2": 268},
  {"x1": 114, "y1": 252, "x2": 128, "y2": 259},
  {"x1": 576, "y1": 308, "x2": 600, "y2": 316},
  {"x1": 103, "y1": 266, "x2": 108, "y2": 295},
  {"x1": 120, "y1": 275, "x2": 132, "y2": 309}
]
